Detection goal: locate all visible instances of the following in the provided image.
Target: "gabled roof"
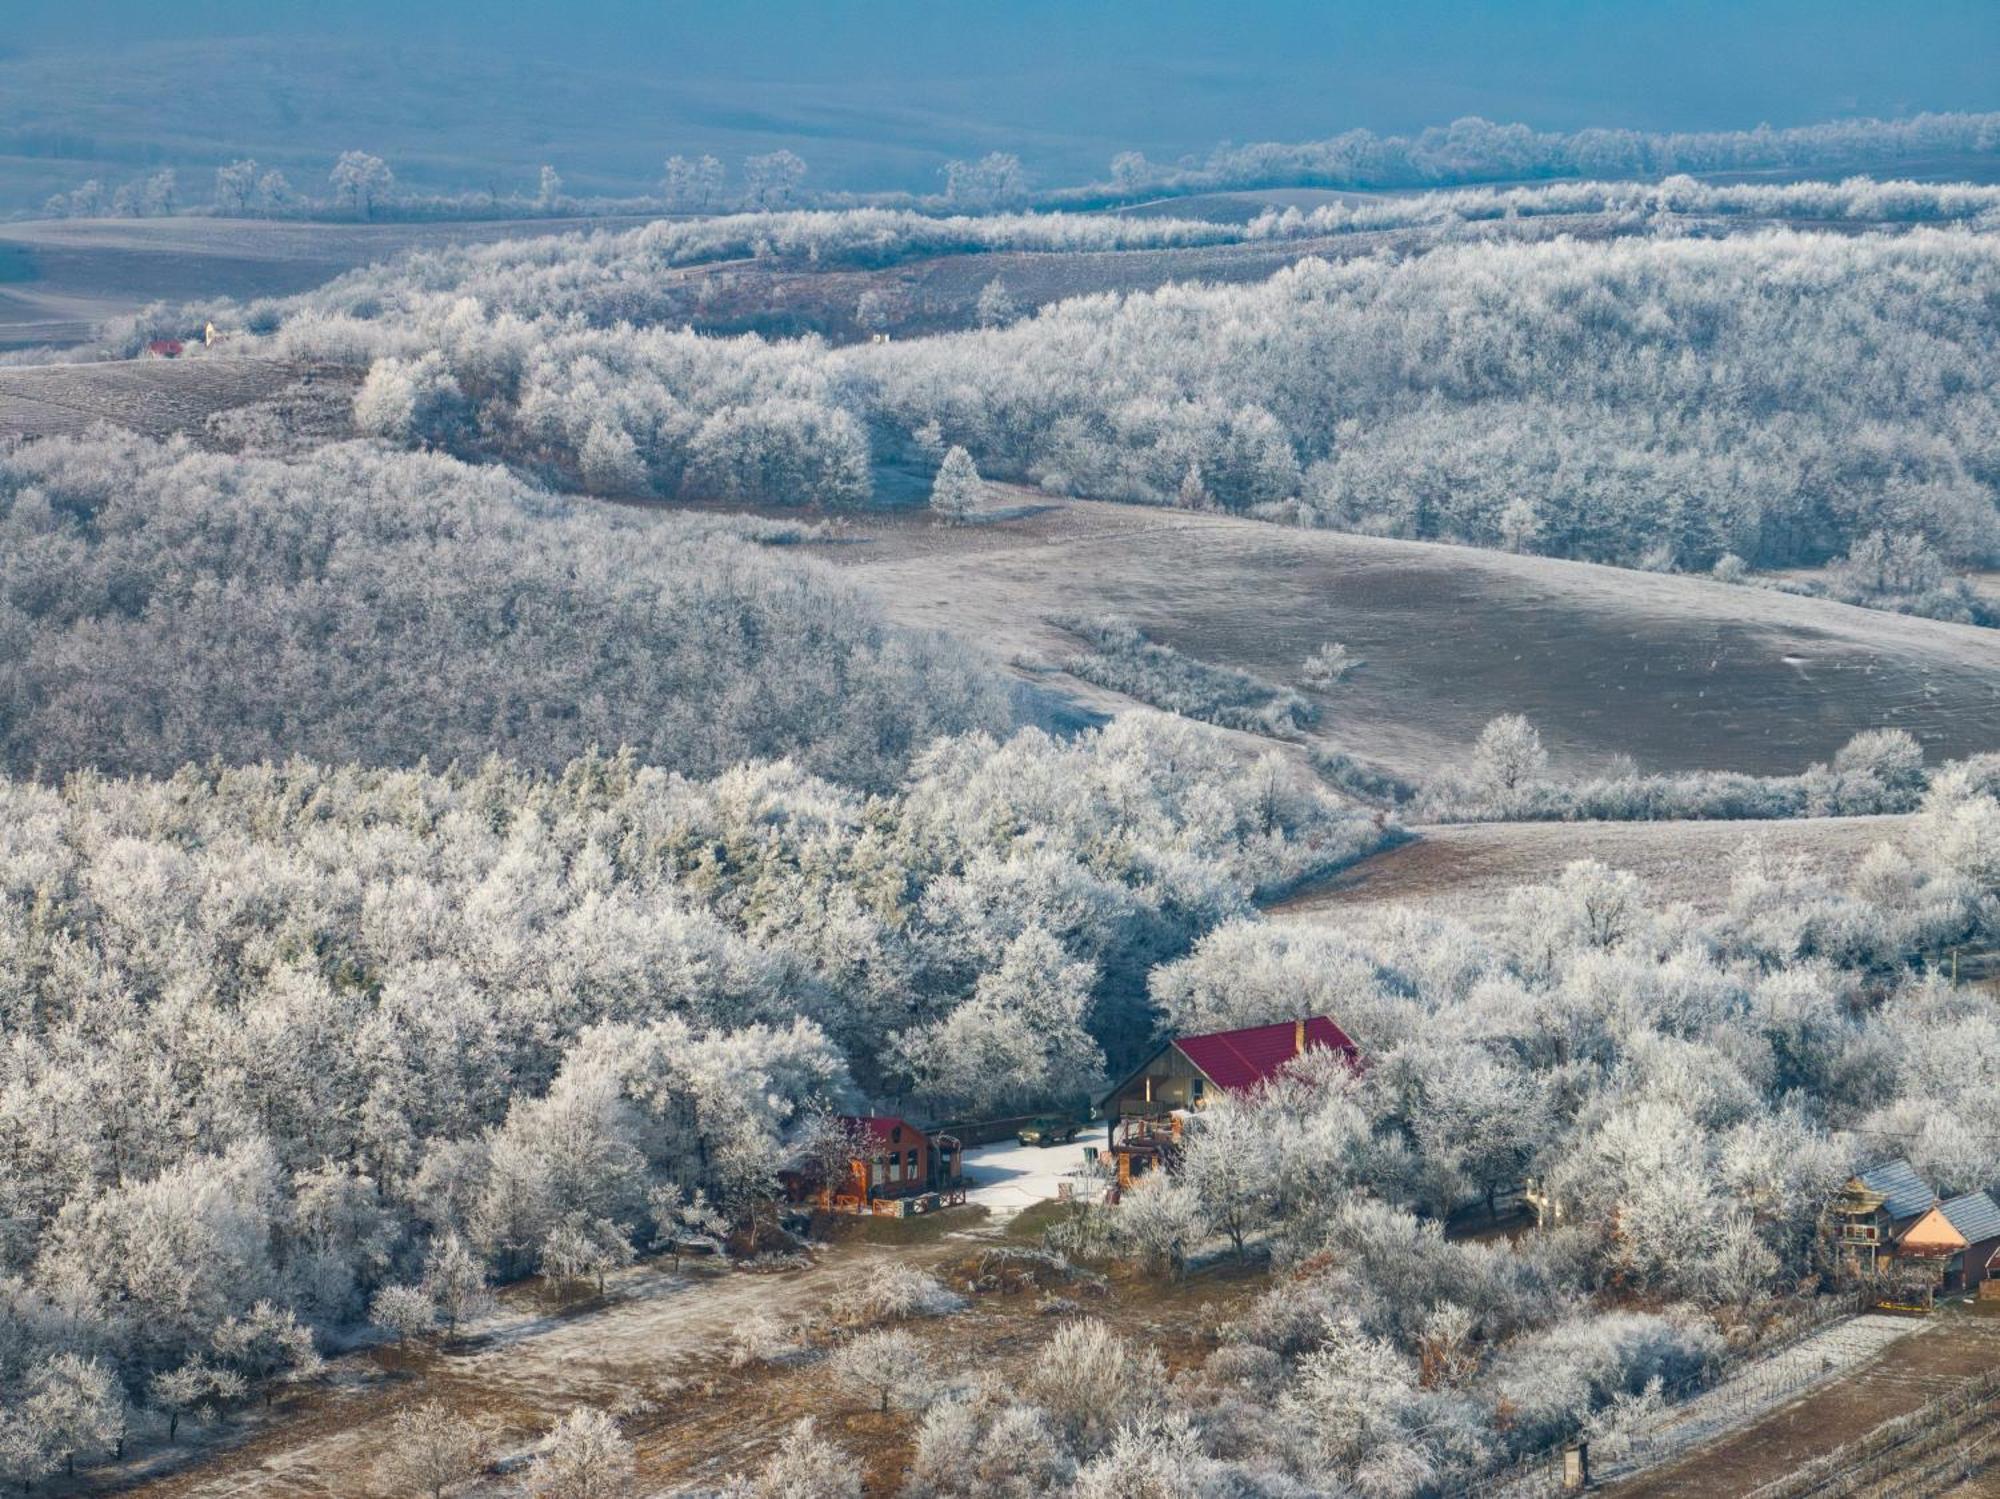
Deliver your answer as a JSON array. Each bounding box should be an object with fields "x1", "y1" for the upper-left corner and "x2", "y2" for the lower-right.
[
  {"x1": 1896, "y1": 1204, "x2": 1969, "y2": 1257},
  {"x1": 1858, "y1": 1159, "x2": 1934, "y2": 1223},
  {"x1": 1941, "y1": 1191, "x2": 2000, "y2": 1245},
  {"x1": 841, "y1": 1115, "x2": 920, "y2": 1148},
  {"x1": 1096, "y1": 1016, "x2": 1361, "y2": 1111},
  {"x1": 1173, "y1": 1017, "x2": 1359, "y2": 1091}
]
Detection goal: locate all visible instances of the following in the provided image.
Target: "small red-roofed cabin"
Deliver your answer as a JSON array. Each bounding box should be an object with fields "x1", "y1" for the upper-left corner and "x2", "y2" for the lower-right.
[
  {"x1": 786, "y1": 1115, "x2": 946, "y2": 1214},
  {"x1": 146, "y1": 339, "x2": 184, "y2": 359},
  {"x1": 1097, "y1": 1017, "x2": 1360, "y2": 1186}
]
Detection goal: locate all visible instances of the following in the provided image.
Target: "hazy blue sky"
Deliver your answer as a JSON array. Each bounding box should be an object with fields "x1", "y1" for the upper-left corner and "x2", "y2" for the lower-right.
[{"x1": 3, "y1": 1, "x2": 1996, "y2": 199}]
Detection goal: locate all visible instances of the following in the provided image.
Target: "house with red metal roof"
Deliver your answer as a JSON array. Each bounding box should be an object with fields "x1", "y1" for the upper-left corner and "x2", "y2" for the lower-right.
[{"x1": 1095, "y1": 1017, "x2": 1360, "y2": 1185}]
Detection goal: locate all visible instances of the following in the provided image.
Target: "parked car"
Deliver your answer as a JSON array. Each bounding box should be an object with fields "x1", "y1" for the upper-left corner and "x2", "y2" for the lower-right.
[{"x1": 1018, "y1": 1117, "x2": 1080, "y2": 1147}]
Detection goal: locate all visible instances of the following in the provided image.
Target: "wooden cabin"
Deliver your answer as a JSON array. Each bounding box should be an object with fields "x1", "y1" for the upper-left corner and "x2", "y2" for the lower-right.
[
  {"x1": 784, "y1": 1115, "x2": 962, "y2": 1216},
  {"x1": 1096, "y1": 1016, "x2": 1360, "y2": 1187}
]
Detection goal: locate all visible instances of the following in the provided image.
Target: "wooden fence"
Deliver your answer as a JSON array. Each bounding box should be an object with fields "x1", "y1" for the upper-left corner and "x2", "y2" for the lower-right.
[
  {"x1": 1741, "y1": 1365, "x2": 2000, "y2": 1499},
  {"x1": 1449, "y1": 1294, "x2": 1871, "y2": 1499}
]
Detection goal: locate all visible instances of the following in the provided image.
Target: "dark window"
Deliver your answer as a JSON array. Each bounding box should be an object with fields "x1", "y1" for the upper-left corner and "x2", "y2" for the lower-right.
[
  {"x1": 891, "y1": 1126, "x2": 902, "y2": 1143},
  {"x1": 906, "y1": 1148, "x2": 918, "y2": 1172},
  {"x1": 1192, "y1": 1078, "x2": 1206, "y2": 1100}
]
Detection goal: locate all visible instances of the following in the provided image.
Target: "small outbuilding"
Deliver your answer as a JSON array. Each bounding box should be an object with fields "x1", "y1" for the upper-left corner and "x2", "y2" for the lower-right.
[{"x1": 145, "y1": 339, "x2": 184, "y2": 359}]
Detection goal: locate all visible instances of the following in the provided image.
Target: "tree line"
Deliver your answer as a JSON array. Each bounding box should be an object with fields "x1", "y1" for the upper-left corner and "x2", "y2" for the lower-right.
[{"x1": 1080, "y1": 109, "x2": 2000, "y2": 203}]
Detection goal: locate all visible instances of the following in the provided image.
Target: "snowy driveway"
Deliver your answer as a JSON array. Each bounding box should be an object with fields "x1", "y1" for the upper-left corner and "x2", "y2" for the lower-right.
[{"x1": 961, "y1": 1135, "x2": 1102, "y2": 1217}]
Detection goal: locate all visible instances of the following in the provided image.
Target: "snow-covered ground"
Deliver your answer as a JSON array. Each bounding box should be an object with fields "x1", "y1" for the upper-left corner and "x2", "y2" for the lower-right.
[{"x1": 961, "y1": 1135, "x2": 1103, "y2": 1218}]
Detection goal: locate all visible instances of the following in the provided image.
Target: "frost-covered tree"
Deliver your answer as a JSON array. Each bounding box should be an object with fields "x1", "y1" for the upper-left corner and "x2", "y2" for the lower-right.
[
  {"x1": 1071, "y1": 1413, "x2": 1216, "y2": 1499},
  {"x1": 650, "y1": 1183, "x2": 730, "y2": 1267},
  {"x1": 24, "y1": 1354, "x2": 126, "y2": 1475},
  {"x1": 1300, "y1": 643, "x2": 1353, "y2": 686},
  {"x1": 1471, "y1": 715, "x2": 1549, "y2": 794},
  {"x1": 905, "y1": 1389, "x2": 1075, "y2": 1499},
  {"x1": 1026, "y1": 1320, "x2": 1164, "y2": 1457},
  {"x1": 896, "y1": 928, "x2": 1102, "y2": 1114},
  {"x1": 538, "y1": 166, "x2": 564, "y2": 210},
  {"x1": 421, "y1": 1233, "x2": 493, "y2": 1338},
  {"x1": 578, "y1": 419, "x2": 649, "y2": 493},
  {"x1": 725, "y1": 1418, "x2": 859, "y2": 1499},
  {"x1": 1111, "y1": 1174, "x2": 1206, "y2": 1278},
  {"x1": 145, "y1": 1362, "x2": 242, "y2": 1443},
  {"x1": 213, "y1": 159, "x2": 260, "y2": 212},
  {"x1": 330, "y1": 151, "x2": 395, "y2": 217},
  {"x1": 685, "y1": 399, "x2": 871, "y2": 508},
  {"x1": 539, "y1": 1213, "x2": 634, "y2": 1295},
  {"x1": 353, "y1": 350, "x2": 468, "y2": 442},
  {"x1": 1282, "y1": 1317, "x2": 1484, "y2": 1496},
  {"x1": 141, "y1": 169, "x2": 177, "y2": 216},
  {"x1": 1176, "y1": 1097, "x2": 1278, "y2": 1258},
  {"x1": 855, "y1": 288, "x2": 892, "y2": 332},
  {"x1": 525, "y1": 1407, "x2": 633, "y2": 1499},
  {"x1": 931, "y1": 444, "x2": 986, "y2": 523},
  {"x1": 370, "y1": 1284, "x2": 437, "y2": 1345},
  {"x1": 830, "y1": 1328, "x2": 934, "y2": 1413},
  {"x1": 1176, "y1": 462, "x2": 1210, "y2": 510},
  {"x1": 744, "y1": 151, "x2": 807, "y2": 208},
  {"x1": 975, "y1": 277, "x2": 1019, "y2": 329},
  {"x1": 211, "y1": 1301, "x2": 322, "y2": 1406},
  {"x1": 376, "y1": 1400, "x2": 491, "y2": 1498},
  {"x1": 945, "y1": 153, "x2": 1028, "y2": 209}
]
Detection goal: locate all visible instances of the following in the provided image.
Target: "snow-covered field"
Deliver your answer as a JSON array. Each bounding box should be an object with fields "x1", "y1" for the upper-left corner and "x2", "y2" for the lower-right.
[
  {"x1": 960, "y1": 1136, "x2": 1102, "y2": 1219},
  {"x1": 1271, "y1": 813, "x2": 1921, "y2": 927},
  {"x1": 813, "y1": 499, "x2": 2000, "y2": 781},
  {"x1": 0, "y1": 356, "x2": 353, "y2": 443}
]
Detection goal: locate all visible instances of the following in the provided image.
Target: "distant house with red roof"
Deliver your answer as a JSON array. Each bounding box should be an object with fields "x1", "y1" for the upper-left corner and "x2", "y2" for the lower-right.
[
  {"x1": 1096, "y1": 1017, "x2": 1360, "y2": 1186},
  {"x1": 145, "y1": 339, "x2": 184, "y2": 359}
]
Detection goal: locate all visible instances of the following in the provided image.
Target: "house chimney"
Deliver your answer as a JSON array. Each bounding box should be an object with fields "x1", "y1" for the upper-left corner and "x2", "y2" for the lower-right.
[{"x1": 1294, "y1": 1018, "x2": 1307, "y2": 1055}]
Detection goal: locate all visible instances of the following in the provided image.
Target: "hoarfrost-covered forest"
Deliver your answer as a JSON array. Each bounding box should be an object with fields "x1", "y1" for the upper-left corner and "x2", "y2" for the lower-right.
[
  {"x1": 0, "y1": 432, "x2": 1002, "y2": 786},
  {"x1": 138, "y1": 218, "x2": 2000, "y2": 597},
  {"x1": 5, "y1": 4, "x2": 2000, "y2": 1492}
]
